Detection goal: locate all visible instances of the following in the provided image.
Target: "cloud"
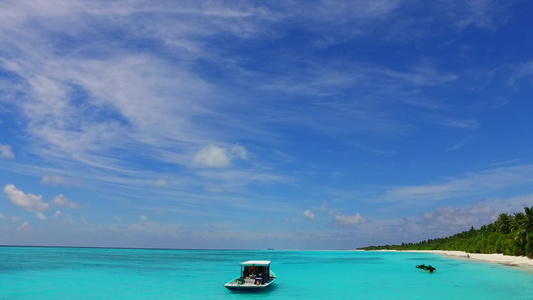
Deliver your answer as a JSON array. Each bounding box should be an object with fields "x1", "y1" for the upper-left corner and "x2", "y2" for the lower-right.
[
  {"x1": 303, "y1": 209, "x2": 315, "y2": 221},
  {"x1": 0, "y1": 0, "x2": 468, "y2": 175},
  {"x1": 192, "y1": 145, "x2": 248, "y2": 168},
  {"x1": 50, "y1": 210, "x2": 75, "y2": 224},
  {"x1": 155, "y1": 179, "x2": 167, "y2": 186},
  {"x1": 17, "y1": 221, "x2": 31, "y2": 232},
  {"x1": 333, "y1": 213, "x2": 366, "y2": 226},
  {"x1": 230, "y1": 145, "x2": 247, "y2": 160},
  {"x1": 140, "y1": 215, "x2": 149, "y2": 222},
  {"x1": 4, "y1": 184, "x2": 49, "y2": 219},
  {"x1": 35, "y1": 212, "x2": 47, "y2": 220},
  {"x1": 509, "y1": 60, "x2": 533, "y2": 85},
  {"x1": 192, "y1": 145, "x2": 230, "y2": 168},
  {"x1": 129, "y1": 222, "x2": 148, "y2": 231},
  {"x1": 0, "y1": 144, "x2": 15, "y2": 159},
  {"x1": 41, "y1": 175, "x2": 69, "y2": 185},
  {"x1": 381, "y1": 165, "x2": 533, "y2": 203},
  {"x1": 423, "y1": 205, "x2": 495, "y2": 226},
  {"x1": 438, "y1": 118, "x2": 479, "y2": 130},
  {"x1": 53, "y1": 194, "x2": 80, "y2": 209},
  {"x1": 446, "y1": 0, "x2": 507, "y2": 30},
  {"x1": 0, "y1": 0, "x2": 507, "y2": 189}
]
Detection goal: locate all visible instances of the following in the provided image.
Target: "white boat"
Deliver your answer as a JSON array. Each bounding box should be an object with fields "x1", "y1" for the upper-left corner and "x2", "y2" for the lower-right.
[{"x1": 224, "y1": 260, "x2": 276, "y2": 291}]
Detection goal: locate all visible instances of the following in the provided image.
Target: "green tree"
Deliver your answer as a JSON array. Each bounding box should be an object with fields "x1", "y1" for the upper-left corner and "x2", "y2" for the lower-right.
[
  {"x1": 526, "y1": 233, "x2": 533, "y2": 258},
  {"x1": 523, "y1": 206, "x2": 533, "y2": 233},
  {"x1": 496, "y1": 213, "x2": 511, "y2": 234},
  {"x1": 356, "y1": 207, "x2": 533, "y2": 257}
]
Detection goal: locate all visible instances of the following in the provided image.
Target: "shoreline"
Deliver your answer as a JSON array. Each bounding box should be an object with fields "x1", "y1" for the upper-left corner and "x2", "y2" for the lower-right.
[{"x1": 376, "y1": 249, "x2": 533, "y2": 269}]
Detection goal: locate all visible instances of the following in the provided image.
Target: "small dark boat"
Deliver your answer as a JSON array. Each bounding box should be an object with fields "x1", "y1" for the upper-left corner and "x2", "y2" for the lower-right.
[{"x1": 416, "y1": 264, "x2": 436, "y2": 273}]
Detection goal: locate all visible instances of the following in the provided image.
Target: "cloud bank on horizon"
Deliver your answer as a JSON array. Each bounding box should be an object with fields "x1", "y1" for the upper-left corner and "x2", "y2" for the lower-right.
[{"x1": 1, "y1": 0, "x2": 533, "y2": 249}]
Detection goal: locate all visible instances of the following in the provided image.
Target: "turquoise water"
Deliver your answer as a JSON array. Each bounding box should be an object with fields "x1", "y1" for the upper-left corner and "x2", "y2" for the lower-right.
[{"x1": 1, "y1": 247, "x2": 533, "y2": 299}]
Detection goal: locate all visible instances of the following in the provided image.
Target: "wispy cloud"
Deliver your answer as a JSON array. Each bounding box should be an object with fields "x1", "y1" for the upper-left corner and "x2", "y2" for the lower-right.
[
  {"x1": 422, "y1": 204, "x2": 496, "y2": 228},
  {"x1": 41, "y1": 175, "x2": 69, "y2": 186},
  {"x1": 381, "y1": 165, "x2": 533, "y2": 203},
  {"x1": 0, "y1": 0, "x2": 506, "y2": 179},
  {"x1": 17, "y1": 221, "x2": 31, "y2": 232},
  {"x1": 305, "y1": 201, "x2": 367, "y2": 227},
  {"x1": 444, "y1": 0, "x2": 509, "y2": 31},
  {"x1": 333, "y1": 213, "x2": 366, "y2": 226},
  {"x1": 0, "y1": 144, "x2": 15, "y2": 159},
  {"x1": 0, "y1": 0, "x2": 527, "y2": 248},
  {"x1": 509, "y1": 60, "x2": 533, "y2": 85}
]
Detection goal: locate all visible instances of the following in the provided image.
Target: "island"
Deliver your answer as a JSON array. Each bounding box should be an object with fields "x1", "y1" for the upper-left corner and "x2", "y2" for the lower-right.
[{"x1": 358, "y1": 206, "x2": 533, "y2": 259}]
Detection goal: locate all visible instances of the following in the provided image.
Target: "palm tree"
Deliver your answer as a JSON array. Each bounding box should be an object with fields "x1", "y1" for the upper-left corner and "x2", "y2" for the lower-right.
[
  {"x1": 523, "y1": 206, "x2": 533, "y2": 233},
  {"x1": 511, "y1": 212, "x2": 527, "y2": 256},
  {"x1": 510, "y1": 213, "x2": 525, "y2": 232},
  {"x1": 496, "y1": 213, "x2": 511, "y2": 234}
]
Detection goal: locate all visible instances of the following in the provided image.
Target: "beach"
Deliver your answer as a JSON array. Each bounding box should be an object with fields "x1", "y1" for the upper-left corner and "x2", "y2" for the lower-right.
[{"x1": 395, "y1": 250, "x2": 533, "y2": 268}]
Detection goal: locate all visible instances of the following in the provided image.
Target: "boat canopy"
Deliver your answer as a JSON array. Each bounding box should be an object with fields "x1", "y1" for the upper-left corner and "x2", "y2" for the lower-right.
[{"x1": 240, "y1": 260, "x2": 271, "y2": 266}]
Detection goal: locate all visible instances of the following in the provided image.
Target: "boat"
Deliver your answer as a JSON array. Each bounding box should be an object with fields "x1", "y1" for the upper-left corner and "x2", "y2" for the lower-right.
[
  {"x1": 224, "y1": 260, "x2": 276, "y2": 291},
  {"x1": 416, "y1": 264, "x2": 436, "y2": 273}
]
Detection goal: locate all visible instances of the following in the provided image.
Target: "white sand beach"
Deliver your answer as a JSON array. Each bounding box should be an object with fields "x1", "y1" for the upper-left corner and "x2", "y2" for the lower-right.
[{"x1": 397, "y1": 250, "x2": 533, "y2": 268}]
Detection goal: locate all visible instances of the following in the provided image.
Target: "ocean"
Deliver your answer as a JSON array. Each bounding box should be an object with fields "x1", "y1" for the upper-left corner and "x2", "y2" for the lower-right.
[{"x1": 1, "y1": 246, "x2": 532, "y2": 299}]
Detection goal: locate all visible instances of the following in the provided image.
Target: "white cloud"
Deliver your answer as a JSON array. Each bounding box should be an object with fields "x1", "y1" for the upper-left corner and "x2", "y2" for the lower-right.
[
  {"x1": 0, "y1": 144, "x2": 15, "y2": 159},
  {"x1": 4, "y1": 184, "x2": 49, "y2": 219},
  {"x1": 303, "y1": 209, "x2": 315, "y2": 221},
  {"x1": 140, "y1": 215, "x2": 149, "y2": 222},
  {"x1": 230, "y1": 145, "x2": 247, "y2": 160},
  {"x1": 11, "y1": 215, "x2": 21, "y2": 222},
  {"x1": 193, "y1": 145, "x2": 230, "y2": 168},
  {"x1": 381, "y1": 165, "x2": 533, "y2": 203},
  {"x1": 0, "y1": 0, "x2": 497, "y2": 188},
  {"x1": 41, "y1": 175, "x2": 69, "y2": 185},
  {"x1": 192, "y1": 145, "x2": 248, "y2": 168},
  {"x1": 17, "y1": 221, "x2": 31, "y2": 232},
  {"x1": 421, "y1": 204, "x2": 498, "y2": 232},
  {"x1": 334, "y1": 213, "x2": 366, "y2": 226},
  {"x1": 53, "y1": 210, "x2": 62, "y2": 218},
  {"x1": 53, "y1": 194, "x2": 80, "y2": 209},
  {"x1": 35, "y1": 212, "x2": 47, "y2": 220},
  {"x1": 0, "y1": 213, "x2": 3, "y2": 219}
]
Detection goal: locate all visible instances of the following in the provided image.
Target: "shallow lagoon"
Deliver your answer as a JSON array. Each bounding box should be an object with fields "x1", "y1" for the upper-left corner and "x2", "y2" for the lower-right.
[{"x1": 1, "y1": 247, "x2": 533, "y2": 299}]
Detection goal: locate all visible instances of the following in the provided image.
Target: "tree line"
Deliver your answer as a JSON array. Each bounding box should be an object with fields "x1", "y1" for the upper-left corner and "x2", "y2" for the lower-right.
[{"x1": 358, "y1": 206, "x2": 533, "y2": 258}]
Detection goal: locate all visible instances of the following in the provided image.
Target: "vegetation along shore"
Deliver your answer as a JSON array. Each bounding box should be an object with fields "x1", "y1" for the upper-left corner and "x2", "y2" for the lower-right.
[{"x1": 358, "y1": 207, "x2": 533, "y2": 259}]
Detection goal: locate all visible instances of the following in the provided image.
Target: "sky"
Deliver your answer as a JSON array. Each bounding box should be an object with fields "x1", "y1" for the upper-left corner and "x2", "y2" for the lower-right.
[{"x1": 1, "y1": 0, "x2": 533, "y2": 250}]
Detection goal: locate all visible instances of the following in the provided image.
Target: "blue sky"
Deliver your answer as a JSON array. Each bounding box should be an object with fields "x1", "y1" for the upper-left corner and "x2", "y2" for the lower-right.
[{"x1": 1, "y1": 0, "x2": 533, "y2": 250}]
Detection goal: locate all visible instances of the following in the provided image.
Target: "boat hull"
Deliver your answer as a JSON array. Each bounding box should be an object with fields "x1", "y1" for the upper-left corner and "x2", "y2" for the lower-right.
[
  {"x1": 224, "y1": 280, "x2": 275, "y2": 292},
  {"x1": 224, "y1": 275, "x2": 276, "y2": 292}
]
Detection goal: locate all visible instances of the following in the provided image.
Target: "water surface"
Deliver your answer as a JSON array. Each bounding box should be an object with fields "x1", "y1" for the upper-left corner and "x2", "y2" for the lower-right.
[{"x1": 1, "y1": 247, "x2": 532, "y2": 299}]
